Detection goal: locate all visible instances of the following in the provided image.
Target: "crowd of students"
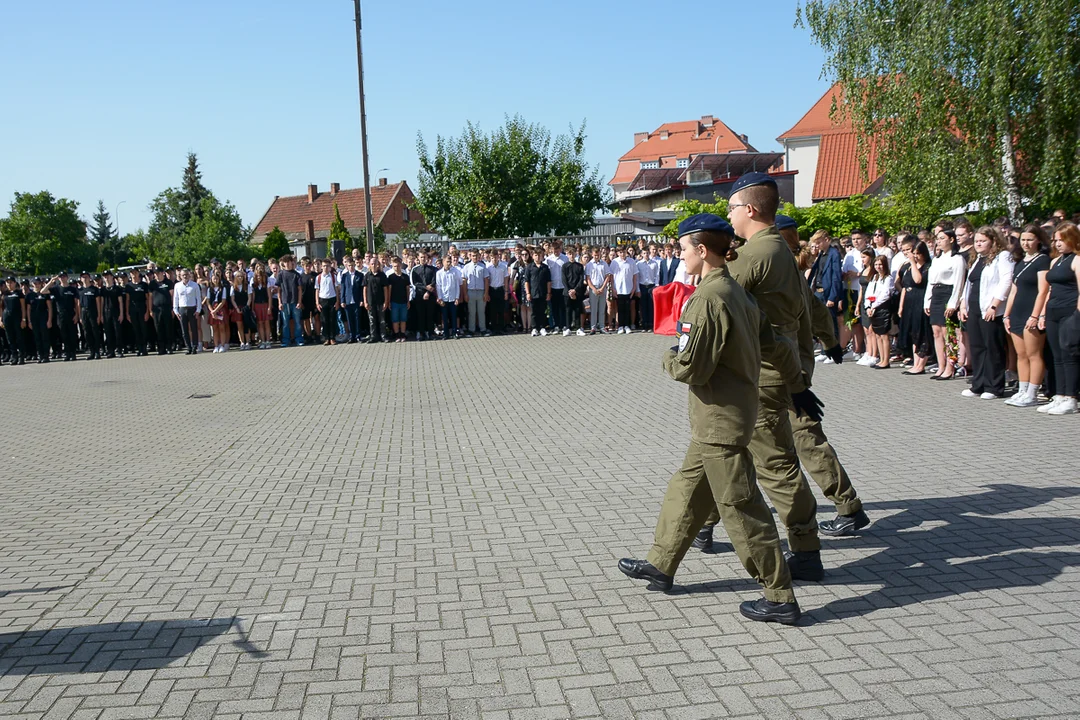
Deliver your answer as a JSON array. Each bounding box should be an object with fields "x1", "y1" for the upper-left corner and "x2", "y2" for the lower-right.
[
  {"x1": 0, "y1": 238, "x2": 696, "y2": 364},
  {"x1": 803, "y1": 212, "x2": 1080, "y2": 416}
]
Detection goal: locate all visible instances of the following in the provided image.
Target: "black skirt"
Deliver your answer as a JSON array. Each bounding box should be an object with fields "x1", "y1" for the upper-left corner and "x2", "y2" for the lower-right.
[
  {"x1": 870, "y1": 308, "x2": 892, "y2": 335},
  {"x1": 929, "y1": 284, "x2": 953, "y2": 326}
]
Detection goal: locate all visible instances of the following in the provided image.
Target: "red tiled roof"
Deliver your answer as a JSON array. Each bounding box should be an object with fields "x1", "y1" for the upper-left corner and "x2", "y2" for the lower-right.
[
  {"x1": 253, "y1": 183, "x2": 413, "y2": 237},
  {"x1": 812, "y1": 132, "x2": 881, "y2": 201},
  {"x1": 778, "y1": 83, "x2": 849, "y2": 140},
  {"x1": 613, "y1": 116, "x2": 754, "y2": 184}
]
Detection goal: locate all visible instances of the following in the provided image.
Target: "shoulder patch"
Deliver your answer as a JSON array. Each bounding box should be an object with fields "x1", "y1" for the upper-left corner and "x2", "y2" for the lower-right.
[{"x1": 680, "y1": 321, "x2": 692, "y2": 334}]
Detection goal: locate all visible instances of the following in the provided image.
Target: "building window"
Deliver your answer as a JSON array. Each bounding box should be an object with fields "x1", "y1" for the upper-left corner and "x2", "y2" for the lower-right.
[
  {"x1": 640, "y1": 160, "x2": 659, "y2": 170},
  {"x1": 403, "y1": 207, "x2": 410, "y2": 222},
  {"x1": 676, "y1": 158, "x2": 689, "y2": 168}
]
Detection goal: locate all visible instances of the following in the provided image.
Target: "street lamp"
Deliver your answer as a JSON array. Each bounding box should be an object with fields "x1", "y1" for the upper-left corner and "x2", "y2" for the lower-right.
[
  {"x1": 115, "y1": 200, "x2": 126, "y2": 239},
  {"x1": 353, "y1": 0, "x2": 377, "y2": 255}
]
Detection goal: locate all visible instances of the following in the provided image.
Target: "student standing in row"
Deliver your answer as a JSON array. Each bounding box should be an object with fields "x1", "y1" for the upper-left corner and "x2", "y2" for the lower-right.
[
  {"x1": 251, "y1": 267, "x2": 273, "y2": 349},
  {"x1": 486, "y1": 251, "x2": 508, "y2": 335},
  {"x1": 637, "y1": 244, "x2": 660, "y2": 332},
  {"x1": 78, "y1": 272, "x2": 103, "y2": 360},
  {"x1": 125, "y1": 268, "x2": 150, "y2": 356},
  {"x1": 562, "y1": 252, "x2": 587, "y2": 336},
  {"x1": 546, "y1": 242, "x2": 568, "y2": 334},
  {"x1": 27, "y1": 277, "x2": 52, "y2": 363},
  {"x1": 339, "y1": 257, "x2": 364, "y2": 343},
  {"x1": 1003, "y1": 225, "x2": 1051, "y2": 406},
  {"x1": 99, "y1": 270, "x2": 125, "y2": 358},
  {"x1": 411, "y1": 250, "x2": 438, "y2": 341},
  {"x1": 149, "y1": 268, "x2": 174, "y2": 355},
  {"x1": 462, "y1": 250, "x2": 489, "y2": 336},
  {"x1": 925, "y1": 230, "x2": 967, "y2": 380},
  {"x1": 525, "y1": 249, "x2": 551, "y2": 337},
  {"x1": 175, "y1": 268, "x2": 204, "y2": 355},
  {"x1": 231, "y1": 272, "x2": 254, "y2": 350},
  {"x1": 610, "y1": 246, "x2": 638, "y2": 334},
  {"x1": 1, "y1": 277, "x2": 27, "y2": 365},
  {"x1": 960, "y1": 226, "x2": 1014, "y2": 400},
  {"x1": 386, "y1": 257, "x2": 411, "y2": 343},
  {"x1": 315, "y1": 259, "x2": 340, "y2": 346},
  {"x1": 436, "y1": 254, "x2": 462, "y2": 339},
  {"x1": 44, "y1": 271, "x2": 79, "y2": 361},
  {"x1": 584, "y1": 249, "x2": 610, "y2": 335},
  {"x1": 363, "y1": 257, "x2": 390, "y2": 344},
  {"x1": 1039, "y1": 222, "x2": 1080, "y2": 415}
]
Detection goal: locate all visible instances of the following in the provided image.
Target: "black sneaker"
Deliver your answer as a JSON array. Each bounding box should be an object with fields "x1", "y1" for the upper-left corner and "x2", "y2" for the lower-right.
[
  {"x1": 691, "y1": 526, "x2": 714, "y2": 551},
  {"x1": 784, "y1": 551, "x2": 825, "y2": 582},
  {"x1": 818, "y1": 509, "x2": 870, "y2": 537},
  {"x1": 617, "y1": 559, "x2": 673, "y2": 591},
  {"x1": 739, "y1": 598, "x2": 801, "y2": 625}
]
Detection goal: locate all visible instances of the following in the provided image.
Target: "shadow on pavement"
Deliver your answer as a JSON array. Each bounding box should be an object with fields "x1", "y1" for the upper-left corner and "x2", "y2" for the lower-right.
[
  {"x1": 0, "y1": 586, "x2": 74, "y2": 599},
  {"x1": 0, "y1": 615, "x2": 268, "y2": 675}
]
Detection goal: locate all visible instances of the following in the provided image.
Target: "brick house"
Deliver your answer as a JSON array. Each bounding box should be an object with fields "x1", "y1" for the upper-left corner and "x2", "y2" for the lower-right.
[{"x1": 251, "y1": 179, "x2": 437, "y2": 258}]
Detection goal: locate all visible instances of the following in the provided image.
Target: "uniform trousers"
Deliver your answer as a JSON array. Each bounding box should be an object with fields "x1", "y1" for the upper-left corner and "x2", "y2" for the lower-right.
[
  {"x1": 342, "y1": 303, "x2": 361, "y2": 341},
  {"x1": 102, "y1": 309, "x2": 123, "y2": 356},
  {"x1": 152, "y1": 306, "x2": 173, "y2": 354},
  {"x1": 790, "y1": 410, "x2": 862, "y2": 515},
  {"x1": 368, "y1": 303, "x2": 387, "y2": 341},
  {"x1": 467, "y1": 289, "x2": 486, "y2": 332},
  {"x1": 968, "y1": 313, "x2": 1007, "y2": 396},
  {"x1": 1046, "y1": 308, "x2": 1080, "y2": 397},
  {"x1": 129, "y1": 309, "x2": 148, "y2": 354},
  {"x1": 616, "y1": 294, "x2": 632, "y2": 329},
  {"x1": 531, "y1": 297, "x2": 547, "y2": 330},
  {"x1": 31, "y1": 314, "x2": 50, "y2": 361},
  {"x1": 2, "y1": 315, "x2": 24, "y2": 361},
  {"x1": 647, "y1": 441, "x2": 795, "y2": 603},
  {"x1": 440, "y1": 302, "x2": 458, "y2": 334},
  {"x1": 178, "y1": 306, "x2": 199, "y2": 350},
  {"x1": 58, "y1": 313, "x2": 77, "y2": 359},
  {"x1": 81, "y1": 312, "x2": 101, "y2": 356},
  {"x1": 705, "y1": 384, "x2": 820, "y2": 552},
  {"x1": 566, "y1": 291, "x2": 584, "y2": 330},
  {"x1": 415, "y1": 295, "x2": 436, "y2": 334},
  {"x1": 319, "y1": 299, "x2": 337, "y2": 342},
  {"x1": 487, "y1": 287, "x2": 505, "y2": 333},
  {"x1": 639, "y1": 284, "x2": 655, "y2": 330},
  {"x1": 549, "y1": 289, "x2": 566, "y2": 329},
  {"x1": 588, "y1": 289, "x2": 607, "y2": 330}
]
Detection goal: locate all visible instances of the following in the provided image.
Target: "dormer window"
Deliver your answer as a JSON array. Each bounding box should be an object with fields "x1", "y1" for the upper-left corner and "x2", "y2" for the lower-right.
[
  {"x1": 640, "y1": 161, "x2": 660, "y2": 170},
  {"x1": 676, "y1": 158, "x2": 689, "y2": 168}
]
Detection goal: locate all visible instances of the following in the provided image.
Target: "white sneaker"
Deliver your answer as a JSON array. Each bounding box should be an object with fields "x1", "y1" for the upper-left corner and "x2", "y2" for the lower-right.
[
  {"x1": 576, "y1": 328, "x2": 586, "y2": 336},
  {"x1": 842, "y1": 350, "x2": 855, "y2": 360},
  {"x1": 1010, "y1": 394, "x2": 1039, "y2": 408},
  {"x1": 539, "y1": 328, "x2": 547, "y2": 337},
  {"x1": 531, "y1": 329, "x2": 539, "y2": 337},
  {"x1": 815, "y1": 354, "x2": 827, "y2": 362},
  {"x1": 979, "y1": 392, "x2": 998, "y2": 400},
  {"x1": 822, "y1": 357, "x2": 836, "y2": 365},
  {"x1": 1038, "y1": 396, "x2": 1063, "y2": 413},
  {"x1": 961, "y1": 389, "x2": 979, "y2": 398},
  {"x1": 562, "y1": 328, "x2": 571, "y2": 337},
  {"x1": 1048, "y1": 397, "x2": 1078, "y2": 415}
]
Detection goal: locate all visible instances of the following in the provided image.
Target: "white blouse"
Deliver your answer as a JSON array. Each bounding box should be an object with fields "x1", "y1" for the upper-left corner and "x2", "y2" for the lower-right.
[{"x1": 924, "y1": 252, "x2": 967, "y2": 311}]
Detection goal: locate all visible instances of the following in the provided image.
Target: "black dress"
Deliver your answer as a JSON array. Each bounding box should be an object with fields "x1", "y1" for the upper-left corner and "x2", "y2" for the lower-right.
[
  {"x1": 900, "y1": 262, "x2": 932, "y2": 358},
  {"x1": 1007, "y1": 254, "x2": 1050, "y2": 336},
  {"x1": 858, "y1": 275, "x2": 871, "y2": 329}
]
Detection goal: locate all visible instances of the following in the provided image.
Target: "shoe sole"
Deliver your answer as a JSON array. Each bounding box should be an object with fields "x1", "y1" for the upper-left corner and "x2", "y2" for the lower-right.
[
  {"x1": 819, "y1": 515, "x2": 871, "y2": 537},
  {"x1": 739, "y1": 607, "x2": 802, "y2": 625},
  {"x1": 618, "y1": 565, "x2": 673, "y2": 592}
]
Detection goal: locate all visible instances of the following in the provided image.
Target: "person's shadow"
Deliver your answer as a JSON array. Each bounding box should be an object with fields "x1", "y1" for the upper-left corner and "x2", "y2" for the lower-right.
[
  {"x1": 0, "y1": 616, "x2": 268, "y2": 676},
  {"x1": 679, "y1": 484, "x2": 1080, "y2": 623}
]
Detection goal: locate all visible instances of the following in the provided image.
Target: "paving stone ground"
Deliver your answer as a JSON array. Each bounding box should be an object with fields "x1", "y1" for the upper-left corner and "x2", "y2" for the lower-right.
[{"x1": 1, "y1": 334, "x2": 1079, "y2": 720}]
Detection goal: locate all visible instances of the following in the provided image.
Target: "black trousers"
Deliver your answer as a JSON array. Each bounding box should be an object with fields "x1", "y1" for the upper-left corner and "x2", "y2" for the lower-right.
[
  {"x1": 320, "y1": 300, "x2": 337, "y2": 341},
  {"x1": 152, "y1": 306, "x2": 172, "y2": 354},
  {"x1": 531, "y1": 298, "x2": 547, "y2": 330},
  {"x1": 3, "y1": 315, "x2": 24, "y2": 361},
  {"x1": 549, "y1": 289, "x2": 565, "y2": 330},
  {"x1": 129, "y1": 309, "x2": 148, "y2": 354},
  {"x1": 58, "y1": 314, "x2": 77, "y2": 359},
  {"x1": 639, "y1": 284, "x2": 655, "y2": 330},
  {"x1": 616, "y1": 294, "x2": 632, "y2": 328},
  {"x1": 968, "y1": 313, "x2": 1006, "y2": 395},
  {"x1": 102, "y1": 310, "x2": 123, "y2": 356},
  {"x1": 487, "y1": 287, "x2": 505, "y2": 333},
  {"x1": 368, "y1": 304, "x2": 386, "y2": 341},
  {"x1": 415, "y1": 295, "x2": 436, "y2": 334},
  {"x1": 31, "y1": 315, "x2": 50, "y2": 361},
  {"x1": 178, "y1": 306, "x2": 198, "y2": 350},
  {"x1": 566, "y1": 292, "x2": 584, "y2": 330},
  {"x1": 270, "y1": 298, "x2": 280, "y2": 341},
  {"x1": 1047, "y1": 308, "x2": 1079, "y2": 396},
  {"x1": 81, "y1": 313, "x2": 101, "y2": 356}
]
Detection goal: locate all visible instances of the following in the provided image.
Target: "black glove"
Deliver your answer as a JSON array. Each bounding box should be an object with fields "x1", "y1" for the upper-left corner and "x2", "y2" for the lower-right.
[
  {"x1": 824, "y1": 344, "x2": 844, "y2": 364},
  {"x1": 791, "y1": 388, "x2": 825, "y2": 423}
]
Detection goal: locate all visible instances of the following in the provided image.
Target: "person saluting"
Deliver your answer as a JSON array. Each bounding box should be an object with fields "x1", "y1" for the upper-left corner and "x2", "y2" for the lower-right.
[{"x1": 618, "y1": 214, "x2": 821, "y2": 625}]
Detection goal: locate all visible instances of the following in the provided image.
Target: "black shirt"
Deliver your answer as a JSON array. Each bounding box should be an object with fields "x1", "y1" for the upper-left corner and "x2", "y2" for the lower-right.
[
  {"x1": 78, "y1": 286, "x2": 100, "y2": 318},
  {"x1": 1047, "y1": 253, "x2": 1078, "y2": 312},
  {"x1": 301, "y1": 270, "x2": 317, "y2": 303},
  {"x1": 387, "y1": 272, "x2": 410, "y2": 304},
  {"x1": 411, "y1": 264, "x2": 436, "y2": 299},
  {"x1": 50, "y1": 285, "x2": 78, "y2": 315},
  {"x1": 27, "y1": 291, "x2": 50, "y2": 321},
  {"x1": 149, "y1": 280, "x2": 173, "y2": 309},
  {"x1": 2, "y1": 290, "x2": 24, "y2": 318},
  {"x1": 363, "y1": 271, "x2": 387, "y2": 307},
  {"x1": 101, "y1": 284, "x2": 123, "y2": 315},
  {"x1": 126, "y1": 281, "x2": 149, "y2": 311},
  {"x1": 562, "y1": 261, "x2": 586, "y2": 295},
  {"x1": 525, "y1": 263, "x2": 551, "y2": 301}
]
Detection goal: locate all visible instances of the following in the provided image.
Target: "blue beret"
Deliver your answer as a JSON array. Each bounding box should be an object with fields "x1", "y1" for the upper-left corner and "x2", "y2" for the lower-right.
[
  {"x1": 678, "y1": 213, "x2": 734, "y2": 238},
  {"x1": 730, "y1": 171, "x2": 777, "y2": 195},
  {"x1": 775, "y1": 214, "x2": 797, "y2": 231}
]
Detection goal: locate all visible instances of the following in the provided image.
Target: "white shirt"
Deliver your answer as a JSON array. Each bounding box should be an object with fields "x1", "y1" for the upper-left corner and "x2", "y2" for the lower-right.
[
  {"x1": 673, "y1": 260, "x2": 692, "y2": 285},
  {"x1": 585, "y1": 260, "x2": 611, "y2": 290},
  {"x1": 637, "y1": 256, "x2": 660, "y2": 286},
  {"x1": 889, "y1": 251, "x2": 907, "y2": 278},
  {"x1": 172, "y1": 280, "x2": 201, "y2": 312},
  {"x1": 610, "y1": 258, "x2": 638, "y2": 295},
  {"x1": 546, "y1": 253, "x2": 568, "y2": 289},
  {"x1": 487, "y1": 261, "x2": 508, "y2": 289},
  {"x1": 462, "y1": 261, "x2": 489, "y2": 291},
  {"x1": 317, "y1": 272, "x2": 338, "y2": 299},
  {"x1": 436, "y1": 266, "x2": 462, "y2": 303},
  {"x1": 962, "y1": 252, "x2": 1015, "y2": 318},
  {"x1": 924, "y1": 251, "x2": 968, "y2": 311},
  {"x1": 864, "y1": 276, "x2": 895, "y2": 309},
  {"x1": 874, "y1": 246, "x2": 894, "y2": 260},
  {"x1": 842, "y1": 248, "x2": 865, "y2": 291}
]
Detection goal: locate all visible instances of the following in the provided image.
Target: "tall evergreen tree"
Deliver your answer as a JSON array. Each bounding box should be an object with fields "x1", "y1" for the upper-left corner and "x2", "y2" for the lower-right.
[
  {"x1": 88, "y1": 200, "x2": 115, "y2": 245},
  {"x1": 180, "y1": 152, "x2": 209, "y2": 225},
  {"x1": 327, "y1": 202, "x2": 351, "y2": 256}
]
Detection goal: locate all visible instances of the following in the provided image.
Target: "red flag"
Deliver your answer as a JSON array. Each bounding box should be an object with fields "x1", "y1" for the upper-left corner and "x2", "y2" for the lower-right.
[{"x1": 651, "y1": 282, "x2": 696, "y2": 336}]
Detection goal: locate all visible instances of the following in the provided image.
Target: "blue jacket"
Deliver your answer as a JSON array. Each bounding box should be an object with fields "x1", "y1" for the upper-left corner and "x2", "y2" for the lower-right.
[
  {"x1": 810, "y1": 246, "x2": 844, "y2": 303},
  {"x1": 658, "y1": 257, "x2": 681, "y2": 286}
]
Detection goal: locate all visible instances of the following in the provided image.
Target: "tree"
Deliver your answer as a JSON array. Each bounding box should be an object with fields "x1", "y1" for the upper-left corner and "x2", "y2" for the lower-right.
[
  {"x1": 261, "y1": 226, "x2": 290, "y2": 260},
  {"x1": 88, "y1": 200, "x2": 115, "y2": 245},
  {"x1": 396, "y1": 219, "x2": 423, "y2": 248},
  {"x1": 358, "y1": 225, "x2": 387, "y2": 254},
  {"x1": 415, "y1": 115, "x2": 608, "y2": 239},
  {"x1": 798, "y1": 0, "x2": 1080, "y2": 223},
  {"x1": 327, "y1": 202, "x2": 351, "y2": 257},
  {"x1": 661, "y1": 198, "x2": 730, "y2": 239},
  {"x1": 180, "y1": 152, "x2": 209, "y2": 226},
  {"x1": 0, "y1": 191, "x2": 96, "y2": 274}
]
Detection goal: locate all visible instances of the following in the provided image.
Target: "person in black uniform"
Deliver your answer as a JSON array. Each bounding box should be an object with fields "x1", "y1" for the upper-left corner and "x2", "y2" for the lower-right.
[
  {"x1": 27, "y1": 277, "x2": 53, "y2": 363},
  {"x1": 300, "y1": 257, "x2": 319, "y2": 343},
  {"x1": 99, "y1": 270, "x2": 125, "y2": 358},
  {"x1": 149, "y1": 268, "x2": 174, "y2": 355},
  {"x1": 42, "y1": 271, "x2": 79, "y2": 360},
  {"x1": 362, "y1": 258, "x2": 389, "y2": 343},
  {"x1": 19, "y1": 279, "x2": 35, "y2": 358},
  {"x1": 78, "y1": 272, "x2": 103, "y2": 360},
  {"x1": 125, "y1": 268, "x2": 151, "y2": 356},
  {"x1": 1, "y1": 277, "x2": 28, "y2": 365},
  {"x1": 410, "y1": 250, "x2": 438, "y2": 341}
]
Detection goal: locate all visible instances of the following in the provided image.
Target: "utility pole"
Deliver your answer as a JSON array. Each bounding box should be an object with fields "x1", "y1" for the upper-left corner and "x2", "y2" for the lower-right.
[{"x1": 353, "y1": 0, "x2": 377, "y2": 255}]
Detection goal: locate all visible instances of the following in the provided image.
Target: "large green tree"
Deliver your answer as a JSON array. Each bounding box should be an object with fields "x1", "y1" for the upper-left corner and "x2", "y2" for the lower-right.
[
  {"x1": 415, "y1": 115, "x2": 608, "y2": 240},
  {"x1": 798, "y1": 0, "x2": 1080, "y2": 221},
  {"x1": 87, "y1": 200, "x2": 115, "y2": 245},
  {"x1": 327, "y1": 202, "x2": 351, "y2": 256},
  {"x1": 0, "y1": 191, "x2": 96, "y2": 274},
  {"x1": 260, "y1": 226, "x2": 290, "y2": 259}
]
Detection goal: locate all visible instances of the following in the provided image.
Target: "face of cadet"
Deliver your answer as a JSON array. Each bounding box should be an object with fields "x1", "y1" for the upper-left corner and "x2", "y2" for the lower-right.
[{"x1": 678, "y1": 236, "x2": 704, "y2": 276}]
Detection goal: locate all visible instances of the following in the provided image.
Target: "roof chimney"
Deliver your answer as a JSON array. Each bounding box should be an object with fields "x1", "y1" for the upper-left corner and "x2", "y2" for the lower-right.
[
  {"x1": 633, "y1": 132, "x2": 648, "y2": 145},
  {"x1": 378, "y1": 177, "x2": 388, "y2": 187},
  {"x1": 307, "y1": 184, "x2": 318, "y2": 203},
  {"x1": 306, "y1": 220, "x2": 315, "y2": 242},
  {"x1": 660, "y1": 129, "x2": 669, "y2": 140},
  {"x1": 701, "y1": 115, "x2": 715, "y2": 127},
  {"x1": 740, "y1": 134, "x2": 749, "y2": 144},
  {"x1": 330, "y1": 182, "x2": 340, "y2": 196}
]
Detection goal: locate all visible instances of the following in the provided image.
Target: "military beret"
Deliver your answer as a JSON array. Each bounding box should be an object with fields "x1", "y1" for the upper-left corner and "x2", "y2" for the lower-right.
[
  {"x1": 678, "y1": 213, "x2": 734, "y2": 239},
  {"x1": 775, "y1": 214, "x2": 798, "y2": 231},
  {"x1": 730, "y1": 171, "x2": 777, "y2": 195}
]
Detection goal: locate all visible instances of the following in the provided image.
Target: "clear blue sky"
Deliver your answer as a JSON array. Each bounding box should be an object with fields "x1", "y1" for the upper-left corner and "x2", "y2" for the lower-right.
[{"x1": 0, "y1": 0, "x2": 831, "y2": 234}]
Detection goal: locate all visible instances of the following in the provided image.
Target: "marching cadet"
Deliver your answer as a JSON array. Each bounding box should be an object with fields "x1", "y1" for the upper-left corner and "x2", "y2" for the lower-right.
[
  {"x1": 125, "y1": 268, "x2": 150, "y2": 356},
  {"x1": 78, "y1": 272, "x2": 104, "y2": 360},
  {"x1": 694, "y1": 173, "x2": 827, "y2": 581},
  {"x1": 100, "y1": 270, "x2": 125, "y2": 359},
  {"x1": 1, "y1": 277, "x2": 28, "y2": 365},
  {"x1": 149, "y1": 267, "x2": 174, "y2": 355},
  {"x1": 27, "y1": 277, "x2": 53, "y2": 363},
  {"x1": 618, "y1": 214, "x2": 823, "y2": 625},
  {"x1": 43, "y1": 271, "x2": 79, "y2": 361}
]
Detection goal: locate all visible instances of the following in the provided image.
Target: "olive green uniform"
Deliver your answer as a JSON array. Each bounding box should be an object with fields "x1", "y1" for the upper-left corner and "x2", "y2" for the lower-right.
[
  {"x1": 646, "y1": 266, "x2": 797, "y2": 604},
  {"x1": 704, "y1": 226, "x2": 821, "y2": 552},
  {"x1": 792, "y1": 285, "x2": 863, "y2": 516}
]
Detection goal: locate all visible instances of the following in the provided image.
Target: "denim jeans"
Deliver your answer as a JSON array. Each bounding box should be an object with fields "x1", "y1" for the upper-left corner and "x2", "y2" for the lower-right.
[{"x1": 280, "y1": 302, "x2": 302, "y2": 345}]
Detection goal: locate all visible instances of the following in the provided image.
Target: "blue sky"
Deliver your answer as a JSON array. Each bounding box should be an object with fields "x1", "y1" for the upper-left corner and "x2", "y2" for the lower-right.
[{"x1": 0, "y1": 0, "x2": 831, "y2": 234}]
